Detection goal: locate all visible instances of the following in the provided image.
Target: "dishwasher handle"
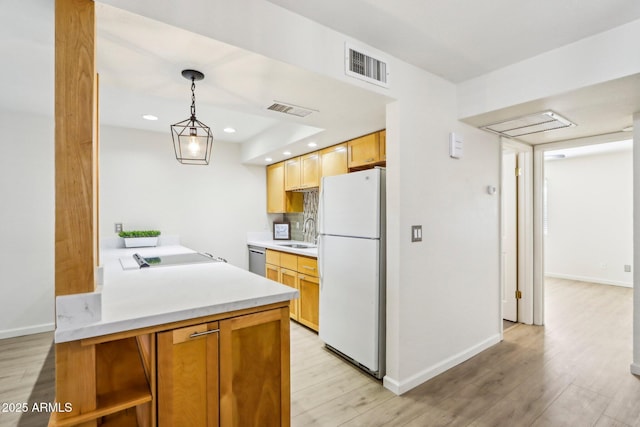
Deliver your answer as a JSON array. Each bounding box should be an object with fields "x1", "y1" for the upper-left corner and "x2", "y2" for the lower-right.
[{"x1": 248, "y1": 247, "x2": 265, "y2": 255}]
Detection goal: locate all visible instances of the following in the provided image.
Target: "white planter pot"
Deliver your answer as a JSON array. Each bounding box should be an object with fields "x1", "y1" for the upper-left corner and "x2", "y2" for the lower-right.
[{"x1": 123, "y1": 237, "x2": 158, "y2": 248}]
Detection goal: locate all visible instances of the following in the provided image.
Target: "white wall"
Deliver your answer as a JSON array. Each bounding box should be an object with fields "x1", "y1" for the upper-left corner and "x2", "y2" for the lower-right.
[
  {"x1": 545, "y1": 150, "x2": 633, "y2": 287},
  {"x1": 457, "y1": 18, "x2": 640, "y2": 119},
  {"x1": 101, "y1": 0, "x2": 502, "y2": 394},
  {"x1": 99, "y1": 125, "x2": 268, "y2": 267},
  {"x1": 0, "y1": 110, "x2": 55, "y2": 338}
]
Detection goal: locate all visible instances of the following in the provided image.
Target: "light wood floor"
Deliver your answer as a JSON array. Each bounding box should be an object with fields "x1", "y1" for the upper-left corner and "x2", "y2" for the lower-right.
[
  {"x1": 290, "y1": 278, "x2": 639, "y2": 427},
  {"x1": 1, "y1": 278, "x2": 638, "y2": 426}
]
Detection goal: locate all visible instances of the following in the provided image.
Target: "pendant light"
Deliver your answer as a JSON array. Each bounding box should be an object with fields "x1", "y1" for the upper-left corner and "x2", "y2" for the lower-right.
[{"x1": 170, "y1": 69, "x2": 213, "y2": 165}]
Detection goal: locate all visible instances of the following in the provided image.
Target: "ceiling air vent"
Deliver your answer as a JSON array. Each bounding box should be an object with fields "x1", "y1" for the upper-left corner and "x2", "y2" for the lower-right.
[
  {"x1": 345, "y1": 43, "x2": 389, "y2": 88},
  {"x1": 267, "y1": 101, "x2": 315, "y2": 117},
  {"x1": 481, "y1": 111, "x2": 575, "y2": 138}
]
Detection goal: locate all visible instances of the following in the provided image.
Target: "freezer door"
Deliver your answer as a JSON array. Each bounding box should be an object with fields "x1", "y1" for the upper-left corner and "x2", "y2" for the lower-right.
[
  {"x1": 319, "y1": 168, "x2": 381, "y2": 239},
  {"x1": 319, "y1": 234, "x2": 380, "y2": 372}
]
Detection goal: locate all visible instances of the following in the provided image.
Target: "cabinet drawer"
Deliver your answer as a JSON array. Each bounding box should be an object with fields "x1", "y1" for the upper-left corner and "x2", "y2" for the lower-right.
[
  {"x1": 280, "y1": 252, "x2": 298, "y2": 270},
  {"x1": 266, "y1": 249, "x2": 280, "y2": 265},
  {"x1": 297, "y1": 256, "x2": 318, "y2": 276},
  {"x1": 171, "y1": 322, "x2": 219, "y2": 344}
]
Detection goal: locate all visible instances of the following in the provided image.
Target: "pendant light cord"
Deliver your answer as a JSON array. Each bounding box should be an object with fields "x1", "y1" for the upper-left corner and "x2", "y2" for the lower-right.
[{"x1": 190, "y1": 78, "x2": 197, "y2": 121}]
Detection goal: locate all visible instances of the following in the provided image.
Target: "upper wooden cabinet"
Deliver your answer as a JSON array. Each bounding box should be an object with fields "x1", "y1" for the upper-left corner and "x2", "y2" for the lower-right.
[
  {"x1": 267, "y1": 129, "x2": 385, "y2": 210},
  {"x1": 320, "y1": 144, "x2": 348, "y2": 178},
  {"x1": 300, "y1": 152, "x2": 320, "y2": 188},
  {"x1": 285, "y1": 153, "x2": 320, "y2": 190},
  {"x1": 347, "y1": 132, "x2": 381, "y2": 169},
  {"x1": 284, "y1": 158, "x2": 301, "y2": 191},
  {"x1": 267, "y1": 162, "x2": 302, "y2": 213}
]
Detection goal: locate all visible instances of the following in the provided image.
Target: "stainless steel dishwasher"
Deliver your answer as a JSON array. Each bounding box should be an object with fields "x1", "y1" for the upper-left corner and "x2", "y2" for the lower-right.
[{"x1": 248, "y1": 245, "x2": 266, "y2": 276}]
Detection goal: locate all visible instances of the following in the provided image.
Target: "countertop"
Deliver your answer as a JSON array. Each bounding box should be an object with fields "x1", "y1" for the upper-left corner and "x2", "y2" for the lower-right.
[
  {"x1": 54, "y1": 245, "x2": 298, "y2": 343},
  {"x1": 247, "y1": 239, "x2": 318, "y2": 258}
]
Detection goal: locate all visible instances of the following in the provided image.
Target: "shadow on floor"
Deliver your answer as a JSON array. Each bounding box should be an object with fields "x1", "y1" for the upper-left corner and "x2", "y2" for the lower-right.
[{"x1": 18, "y1": 341, "x2": 55, "y2": 427}]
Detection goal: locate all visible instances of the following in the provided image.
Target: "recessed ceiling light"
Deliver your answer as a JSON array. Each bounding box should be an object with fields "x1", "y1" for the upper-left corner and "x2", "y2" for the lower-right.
[
  {"x1": 283, "y1": 151, "x2": 292, "y2": 156},
  {"x1": 223, "y1": 127, "x2": 236, "y2": 133},
  {"x1": 265, "y1": 157, "x2": 272, "y2": 162},
  {"x1": 308, "y1": 142, "x2": 317, "y2": 147},
  {"x1": 142, "y1": 114, "x2": 158, "y2": 121}
]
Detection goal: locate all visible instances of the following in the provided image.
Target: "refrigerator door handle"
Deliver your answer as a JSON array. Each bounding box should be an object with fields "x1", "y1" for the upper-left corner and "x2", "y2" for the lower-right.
[
  {"x1": 318, "y1": 234, "x2": 324, "y2": 288},
  {"x1": 318, "y1": 180, "x2": 324, "y2": 234}
]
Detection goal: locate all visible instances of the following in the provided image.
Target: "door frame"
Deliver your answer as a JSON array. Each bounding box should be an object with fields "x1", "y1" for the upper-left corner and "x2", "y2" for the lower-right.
[
  {"x1": 501, "y1": 138, "x2": 534, "y2": 326},
  {"x1": 531, "y1": 131, "x2": 632, "y2": 325}
]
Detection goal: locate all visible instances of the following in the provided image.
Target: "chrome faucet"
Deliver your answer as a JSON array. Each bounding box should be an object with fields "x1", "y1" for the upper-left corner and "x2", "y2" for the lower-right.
[{"x1": 303, "y1": 217, "x2": 317, "y2": 244}]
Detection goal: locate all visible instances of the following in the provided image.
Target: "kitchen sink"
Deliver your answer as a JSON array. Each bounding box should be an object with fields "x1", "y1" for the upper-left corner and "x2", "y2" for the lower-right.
[{"x1": 277, "y1": 243, "x2": 317, "y2": 249}]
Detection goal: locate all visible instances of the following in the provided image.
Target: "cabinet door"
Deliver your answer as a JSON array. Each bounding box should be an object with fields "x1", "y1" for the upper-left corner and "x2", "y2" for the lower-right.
[
  {"x1": 281, "y1": 268, "x2": 299, "y2": 320},
  {"x1": 379, "y1": 130, "x2": 386, "y2": 161},
  {"x1": 157, "y1": 322, "x2": 219, "y2": 427},
  {"x1": 298, "y1": 274, "x2": 319, "y2": 331},
  {"x1": 284, "y1": 157, "x2": 301, "y2": 190},
  {"x1": 265, "y1": 263, "x2": 280, "y2": 282},
  {"x1": 266, "y1": 162, "x2": 285, "y2": 213},
  {"x1": 300, "y1": 152, "x2": 320, "y2": 188},
  {"x1": 219, "y1": 308, "x2": 290, "y2": 427},
  {"x1": 320, "y1": 144, "x2": 347, "y2": 178},
  {"x1": 347, "y1": 133, "x2": 380, "y2": 168}
]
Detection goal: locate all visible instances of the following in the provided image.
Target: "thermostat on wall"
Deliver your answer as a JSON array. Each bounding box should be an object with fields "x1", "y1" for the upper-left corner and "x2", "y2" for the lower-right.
[{"x1": 449, "y1": 132, "x2": 463, "y2": 159}]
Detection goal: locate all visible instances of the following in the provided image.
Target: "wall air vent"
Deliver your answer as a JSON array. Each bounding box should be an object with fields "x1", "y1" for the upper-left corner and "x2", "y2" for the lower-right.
[
  {"x1": 345, "y1": 43, "x2": 389, "y2": 88},
  {"x1": 267, "y1": 102, "x2": 315, "y2": 117},
  {"x1": 481, "y1": 111, "x2": 575, "y2": 138}
]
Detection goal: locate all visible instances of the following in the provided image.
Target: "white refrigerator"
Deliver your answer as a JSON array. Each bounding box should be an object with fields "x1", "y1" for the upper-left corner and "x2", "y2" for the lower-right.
[{"x1": 318, "y1": 167, "x2": 385, "y2": 379}]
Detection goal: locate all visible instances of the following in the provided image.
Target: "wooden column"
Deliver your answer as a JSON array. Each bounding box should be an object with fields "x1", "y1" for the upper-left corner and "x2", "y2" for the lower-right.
[
  {"x1": 54, "y1": 1, "x2": 98, "y2": 425},
  {"x1": 55, "y1": 0, "x2": 97, "y2": 297}
]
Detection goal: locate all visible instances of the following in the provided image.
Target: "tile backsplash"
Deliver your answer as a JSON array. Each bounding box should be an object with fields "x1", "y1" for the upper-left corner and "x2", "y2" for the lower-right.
[{"x1": 284, "y1": 189, "x2": 318, "y2": 243}]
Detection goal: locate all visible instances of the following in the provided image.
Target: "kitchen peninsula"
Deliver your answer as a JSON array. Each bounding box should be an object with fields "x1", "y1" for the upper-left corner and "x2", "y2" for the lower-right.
[{"x1": 51, "y1": 244, "x2": 298, "y2": 426}]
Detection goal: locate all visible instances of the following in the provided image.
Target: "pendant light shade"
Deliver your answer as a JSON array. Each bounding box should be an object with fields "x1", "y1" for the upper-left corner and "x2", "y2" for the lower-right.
[{"x1": 171, "y1": 69, "x2": 213, "y2": 165}]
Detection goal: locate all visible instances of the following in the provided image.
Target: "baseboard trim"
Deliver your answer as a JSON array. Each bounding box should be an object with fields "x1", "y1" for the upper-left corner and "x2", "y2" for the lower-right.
[
  {"x1": 382, "y1": 333, "x2": 501, "y2": 395},
  {"x1": 545, "y1": 273, "x2": 632, "y2": 288},
  {"x1": 0, "y1": 323, "x2": 55, "y2": 340},
  {"x1": 631, "y1": 363, "x2": 640, "y2": 376}
]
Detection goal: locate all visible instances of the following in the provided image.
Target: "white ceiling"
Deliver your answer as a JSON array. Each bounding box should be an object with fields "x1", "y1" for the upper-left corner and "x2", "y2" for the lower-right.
[
  {"x1": 2, "y1": 0, "x2": 639, "y2": 161},
  {"x1": 545, "y1": 139, "x2": 633, "y2": 160},
  {"x1": 267, "y1": 0, "x2": 640, "y2": 83}
]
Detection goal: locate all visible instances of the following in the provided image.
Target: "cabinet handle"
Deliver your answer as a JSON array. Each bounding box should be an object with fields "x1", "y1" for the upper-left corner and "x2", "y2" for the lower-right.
[
  {"x1": 302, "y1": 266, "x2": 316, "y2": 271},
  {"x1": 365, "y1": 158, "x2": 374, "y2": 162},
  {"x1": 189, "y1": 329, "x2": 220, "y2": 339}
]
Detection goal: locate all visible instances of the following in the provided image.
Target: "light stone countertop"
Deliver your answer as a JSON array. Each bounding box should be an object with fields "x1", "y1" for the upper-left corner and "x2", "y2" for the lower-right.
[
  {"x1": 54, "y1": 245, "x2": 298, "y2": 343},
  {"x1": 247, "y1": 239, "x2": 318, "y2": 258}
]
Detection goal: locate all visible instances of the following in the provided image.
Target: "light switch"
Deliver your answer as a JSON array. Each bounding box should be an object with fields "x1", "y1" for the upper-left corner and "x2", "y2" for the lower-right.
[{"x1": 411, "y1": 225, "x2": 422, "y2": 242}]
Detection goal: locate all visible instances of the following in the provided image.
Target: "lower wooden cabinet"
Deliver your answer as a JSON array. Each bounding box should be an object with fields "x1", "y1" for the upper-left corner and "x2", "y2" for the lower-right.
[
  {"x1": 266, "y1": 249, "x2": 319, "y2": 332},
  {"x1": 157, "y1": 323, "x2": 219, "y2": 427},
  {"x1": 281, "y1": 268, "x2": 299, "y2": 319},
  {"x1": 219, "y1": 308, "x2": 290, "y2": 426},
  {"x1": 157, "y1": 307, "x2": 290, "y2": 427},
  {"x1": 297, "y1": 274, "x2": 319, "y2": 331}
]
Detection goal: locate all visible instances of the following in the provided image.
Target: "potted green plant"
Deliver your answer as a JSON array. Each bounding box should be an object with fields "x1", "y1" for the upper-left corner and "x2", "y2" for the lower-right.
[{"x1": 118, "y1": 230, "x2": 161, "y2": 248}]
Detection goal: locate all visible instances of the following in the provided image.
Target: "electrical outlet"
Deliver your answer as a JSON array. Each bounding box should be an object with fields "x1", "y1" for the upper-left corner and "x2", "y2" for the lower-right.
[
  {"x1": 411, "y1": 225, "x2": 422, "y2": 242},
  {"x1": 114, "y1": 223, "x2": 123, "y2": 233},
  {"x1": 625, "y1": 264, "x2": 632, "y2": 272}
]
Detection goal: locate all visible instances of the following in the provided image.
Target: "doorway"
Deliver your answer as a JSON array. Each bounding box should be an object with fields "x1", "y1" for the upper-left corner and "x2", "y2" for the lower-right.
[{"x1": 531, "y1": 133, "x2": 634, "y2": 326}]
